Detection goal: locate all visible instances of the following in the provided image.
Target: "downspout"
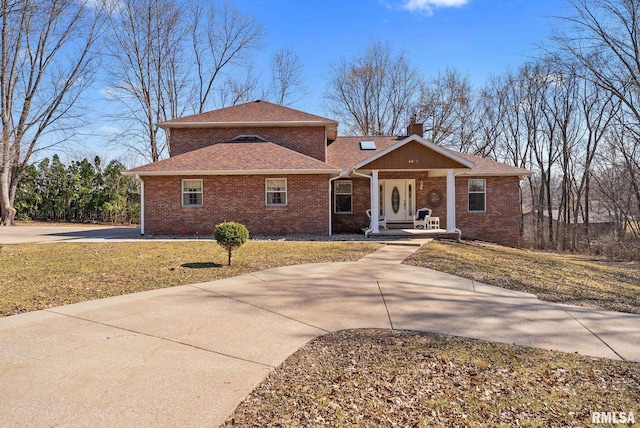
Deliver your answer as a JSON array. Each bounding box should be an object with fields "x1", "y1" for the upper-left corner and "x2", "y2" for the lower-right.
[
  {"x1": 136, "y1": 174, "x2": 145, "y2": 236},
  {"x1": 452, "y1": 171, "x2": 462, "y2": 242},
  {"x1": 329, "y1": 172, "x2": 348, "y2": 236},
  {"x1": 351, "y1": 169, "x2": 374, "y2": 237}
]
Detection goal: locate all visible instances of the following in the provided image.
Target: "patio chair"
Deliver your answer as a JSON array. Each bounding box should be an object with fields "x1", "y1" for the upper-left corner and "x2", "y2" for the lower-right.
[
  {"x1": 366, "y1": 209, "x2": 387, "y2": 229},
  {"x1": 413, "y1": 207, "x2": 432, "y2": 229}
]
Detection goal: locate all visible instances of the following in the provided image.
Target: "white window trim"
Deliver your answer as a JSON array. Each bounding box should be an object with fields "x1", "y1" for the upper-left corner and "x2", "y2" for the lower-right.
[
  {"x1": 334, "y1": 180, "x2": 353, "y2": 214},
  {"x1": 468, "y1": 179, "x2": 486, "y2": 213},
  {"x1": 266, "y1": 178, "x2": 287, "y2": 206},
  {"x1": 182, "y1": 179, "x2": 203, "y2": 207}
]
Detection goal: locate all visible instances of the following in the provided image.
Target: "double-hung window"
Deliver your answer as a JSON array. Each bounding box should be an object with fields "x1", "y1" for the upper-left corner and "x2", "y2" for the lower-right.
[
  {"x1": 266, "y1": 178, "x2": 287, "y2": 206},
  {"x1": 334, "y1": 180, "x2": 353, "y2": 214},
  {"x1": 468, "y1": 179, "x2": 486, "y2": 212},
  {"x1": 182, "y1": 179, "x2": 203, "y2": 207}
]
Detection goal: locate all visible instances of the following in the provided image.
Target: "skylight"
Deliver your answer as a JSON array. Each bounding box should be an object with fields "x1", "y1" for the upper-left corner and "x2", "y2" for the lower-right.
[
  {"x1": 230, "y1": 134, "x2": 267, "y2": 142},
  {"x1": 360, "y1": 140, "x2": 376, "y2": 150}
]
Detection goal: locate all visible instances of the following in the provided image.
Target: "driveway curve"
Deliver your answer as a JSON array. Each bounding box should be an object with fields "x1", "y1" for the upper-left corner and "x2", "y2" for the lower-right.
[
  {"x1": 1, "y1": 244, "x2": 638, "y2": 427},
  {"x1": 0, "y1": 224, "x2": 140, "y2": 244}
]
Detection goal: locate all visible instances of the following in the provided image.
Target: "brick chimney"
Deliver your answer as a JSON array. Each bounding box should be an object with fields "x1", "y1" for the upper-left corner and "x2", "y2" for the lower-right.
[{"x1": 406, "y1": 115, "x2": 423, "y2": 137}]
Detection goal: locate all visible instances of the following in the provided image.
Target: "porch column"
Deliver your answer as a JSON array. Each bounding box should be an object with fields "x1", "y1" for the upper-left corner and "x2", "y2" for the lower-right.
[
  {"x1": 371, "y1": 170, "x2": 380, "y2": 234},
  {"x1": 446, "y1": 169, "x2": 456, "y2": 232}
]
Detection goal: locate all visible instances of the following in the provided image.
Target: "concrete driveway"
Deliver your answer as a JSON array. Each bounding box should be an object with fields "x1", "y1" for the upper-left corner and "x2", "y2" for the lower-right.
[
  {"x1": 0, "y1": 245, "x2": 638, "y2": 427},
  {"x1": 0, "y1": 224, "x2": 140, "y2": 244}
]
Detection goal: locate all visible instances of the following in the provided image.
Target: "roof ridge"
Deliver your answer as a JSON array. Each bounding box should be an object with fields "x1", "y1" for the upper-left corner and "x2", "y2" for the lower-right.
[{"x1": 158, "y1": 99, "x2": 337, "y2": 127}]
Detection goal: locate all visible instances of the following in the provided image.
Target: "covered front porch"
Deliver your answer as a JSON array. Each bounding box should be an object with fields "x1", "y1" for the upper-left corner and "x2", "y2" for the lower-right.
[{"x1": 350, "y1": 135, "x2": 475, "y2": 237}]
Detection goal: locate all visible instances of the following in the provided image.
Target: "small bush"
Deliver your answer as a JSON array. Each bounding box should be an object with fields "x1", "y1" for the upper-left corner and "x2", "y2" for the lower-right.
[{"x1": 214, "y1": 222, "x2": 249, "y2": 266}]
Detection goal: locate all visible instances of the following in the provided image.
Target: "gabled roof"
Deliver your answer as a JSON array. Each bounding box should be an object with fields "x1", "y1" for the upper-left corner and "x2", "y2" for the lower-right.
[
  {"x1": 327, "y1": 136, "x2": 532, "y2": 176},
  {"x1": 352, "y1": 135, "x2": 475, "y2": 170},
  {"x1": 126, "y1": 141, "x2": 341, "y2": 176},
  {"x1": 158, "y1": 100, "x2": 338, "y2": 139},
  {"x1": 327, "y1": 136, "x2": 405, "y2": 171}
]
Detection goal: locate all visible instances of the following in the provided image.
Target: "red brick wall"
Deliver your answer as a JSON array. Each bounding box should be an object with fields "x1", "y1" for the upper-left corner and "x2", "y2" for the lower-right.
[
  {"x1": 142, "y1": 174, "x2": 330, "y2": 236},
  {"x1": 455, "y1": 175, "x2": 522, "y2": 247},
  {"x1": 331, "y1": 172, "x2": 522, "y2": 246},
  {"x1": 331, "y1": 177, "x2": 371, "y2": 232},
  {"x1": 169, "y1": 126, "x2": 327, "y2": 161}
]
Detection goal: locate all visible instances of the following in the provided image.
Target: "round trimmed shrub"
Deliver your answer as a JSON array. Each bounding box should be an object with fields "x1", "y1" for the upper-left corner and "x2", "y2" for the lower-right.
[{"x1": 214, "y1": 222, "x2": 249, "y2": 266}]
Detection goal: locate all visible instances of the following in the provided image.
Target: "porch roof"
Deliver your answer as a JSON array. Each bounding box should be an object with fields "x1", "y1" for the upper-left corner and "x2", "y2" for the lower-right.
[{"x1": 327, "y1": 135, "x2": 531, "y2": 176}]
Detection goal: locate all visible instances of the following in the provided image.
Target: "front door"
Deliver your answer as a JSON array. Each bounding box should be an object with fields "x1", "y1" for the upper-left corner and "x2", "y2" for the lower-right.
[{"x1": 380, "y1": 180, "x2": 415, "y2": 222}]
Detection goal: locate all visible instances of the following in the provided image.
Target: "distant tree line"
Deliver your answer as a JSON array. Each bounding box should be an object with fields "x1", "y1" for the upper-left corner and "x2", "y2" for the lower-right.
[
  {"x1": 14, "y1": 156, "x2": 139, "y2": 224},
  {"x1": 324, "y1": 1, "x2": 640, "y2": 254}
]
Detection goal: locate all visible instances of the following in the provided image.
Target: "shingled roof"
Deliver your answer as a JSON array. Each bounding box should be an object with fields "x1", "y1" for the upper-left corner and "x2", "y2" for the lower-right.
[
  {"x1": 127, "y1": 141, "x2": 341, "y2": 176},
  {"x1": 158, "y1": 100, "x2": 337, "y2": 126},
  {"x1": 327, "y1": 136, "x2": 531, "y2": 176}
]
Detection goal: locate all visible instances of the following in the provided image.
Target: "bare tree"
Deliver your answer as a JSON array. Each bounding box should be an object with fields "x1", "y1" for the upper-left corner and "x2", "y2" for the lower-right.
[
  {"x1": 217, "y1": 65, "x2": 261, "y2": 107},
  {"x1": 552, "y1": 0, "x2": 640, "y2": 217},
  {"x1": 417, "y1": 68, "x2": 478, "y2": 151},
  {"x1": 593, "y1": 134, "x2": 640, "y2": 238},
  {"x1": 0, "y1": 0, "x2": 103, "y2": 225},
  {"x1": 105, "y1": 0, "x2": 263, "y2": 162},
  {"x1": 475, "y1": 76, "x2": 507, "y2": 158},
  {"x1": 191, "y1": 0, "x2": 264, "y2": 113},
  {"x1": 105, "y1": 0, "x2": 189, "y2": 162},
  {"x1": 570, "y1": 78, "x2": 619, "y2": 248},
  {"x1": 266, "y1": 47, "x2": 308, "y2": 106},
  {"x1": 325, "y1": 41, "x2": 422, "y2": 136}
]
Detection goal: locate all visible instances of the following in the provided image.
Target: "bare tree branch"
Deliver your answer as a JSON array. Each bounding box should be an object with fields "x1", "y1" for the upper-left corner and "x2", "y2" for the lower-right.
[
  {"x1": 1, "y1": 0, "x2": 103, "y2": 225},
  {"x1": 265, "y1": 47, "x2": 308, "y2": 106},
  {"x1": 324, "y1": 41, "x2": 422, "y2": 136}
]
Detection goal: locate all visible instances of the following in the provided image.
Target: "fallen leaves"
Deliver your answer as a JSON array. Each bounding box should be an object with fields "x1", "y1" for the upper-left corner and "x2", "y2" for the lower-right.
[{"x1": 224, "y1": 329, "x2": 640, "y2": 427}]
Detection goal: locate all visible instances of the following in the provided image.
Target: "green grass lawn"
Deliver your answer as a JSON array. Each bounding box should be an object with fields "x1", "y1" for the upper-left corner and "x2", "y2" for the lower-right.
[
  {"x1": 405, "y1": 241, "x2": 640, "y2": 314},
  {"x1": 0, "y1": 241, "x2": 382, "y2": 316}
]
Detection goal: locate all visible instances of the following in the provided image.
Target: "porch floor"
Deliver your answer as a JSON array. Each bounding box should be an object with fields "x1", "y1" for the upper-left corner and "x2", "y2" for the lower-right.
[{"x1": 364, "y1": 223, "x2": 460, "y2": 240}]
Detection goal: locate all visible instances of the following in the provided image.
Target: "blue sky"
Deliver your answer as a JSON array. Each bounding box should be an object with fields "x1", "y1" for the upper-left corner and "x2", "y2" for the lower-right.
[
  {"x1": 73, "y1": 0, "x2": 568, "y2": 164},
  {"x1": 234, "y1": 0, "x2": 568, "y2": 114}
]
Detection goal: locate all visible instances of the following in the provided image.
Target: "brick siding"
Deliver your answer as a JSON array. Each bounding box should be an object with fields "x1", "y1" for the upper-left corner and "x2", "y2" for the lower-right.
[
  {"x1": 169, "y1": 126, "x2": 327, "y2": 161},
  {"x1": 331, "y1": 177, "x2": 371, "y2": 232},
  {"x1": 455, "y1": 175, "x2": 521, "y2": 247},
  {"x1": 143, "y1": 174, "x2": 330, "y2": 236},
  {"x1": 331, "y1": 172, "x2": 522, "y2": 246}
]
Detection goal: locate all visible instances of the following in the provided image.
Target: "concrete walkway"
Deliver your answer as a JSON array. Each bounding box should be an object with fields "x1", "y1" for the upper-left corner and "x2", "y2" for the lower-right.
[{"x1": 1, "y1": 244, "x2": 639, "y2": 427}]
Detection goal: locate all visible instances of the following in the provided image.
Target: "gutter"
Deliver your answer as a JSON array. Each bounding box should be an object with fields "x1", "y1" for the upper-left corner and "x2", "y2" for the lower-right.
[
  {"x1": 123, "y1": 168, "x2": 343, "y2": 177},
  {"x1": 351, "y1": 169, "x2": 374, "y2": 237},
  {"x1": 157, "y1": 120, "x2": 337, "y2": 129},
  {"x1": 136, "y1": 174, "x2": 145, "y2": 236},
  {"x1": 453, "y1": 172, "x2": 463, "y2": 242}
]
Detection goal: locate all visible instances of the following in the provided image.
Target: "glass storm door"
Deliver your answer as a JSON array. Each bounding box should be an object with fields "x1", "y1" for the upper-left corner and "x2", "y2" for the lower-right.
[{"x1": 381, "y1": 180, "x2": 415, "y2": 222}]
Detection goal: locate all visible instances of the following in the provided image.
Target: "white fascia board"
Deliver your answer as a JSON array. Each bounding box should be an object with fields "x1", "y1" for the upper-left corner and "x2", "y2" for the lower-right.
[
  {"x1": 455, "y1": 171, "x2": 533, "y2": 177},
  {"x1": 353, "y1": 168, "x2": 468, "y2": 173},
  {"x1": 352, "y1": 135, "x2": 475, "y2": 170},
  {"x1": 157, "y1": 121, "x2": 336, "y2": 129},
  {"x1": 124, "y1": 169, "x2": 343, "y2": 177}
]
